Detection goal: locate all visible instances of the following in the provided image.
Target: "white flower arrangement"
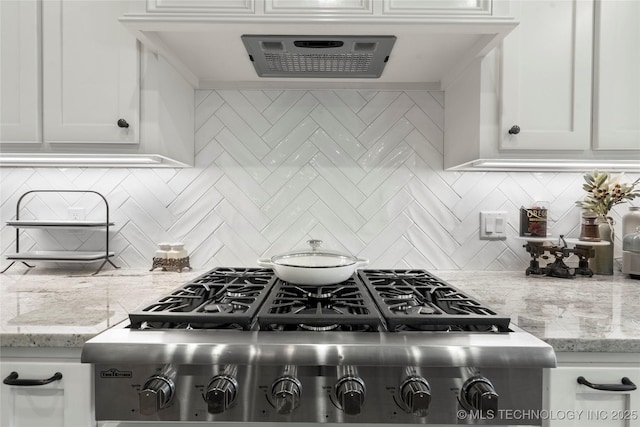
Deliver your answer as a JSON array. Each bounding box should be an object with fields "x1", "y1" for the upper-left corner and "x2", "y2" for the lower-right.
[{"x1": 575, "y1": 170, "x2": 640, "y2": 216}]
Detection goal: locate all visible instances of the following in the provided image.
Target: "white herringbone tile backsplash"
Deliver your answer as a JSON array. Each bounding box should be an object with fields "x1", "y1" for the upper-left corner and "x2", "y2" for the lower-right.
[{"x1": 1, "y1": 90, "x2": 638, "y2": 271}]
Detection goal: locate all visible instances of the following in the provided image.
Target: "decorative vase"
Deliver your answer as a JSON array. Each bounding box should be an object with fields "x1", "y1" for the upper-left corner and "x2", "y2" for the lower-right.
[{"x1": 591, "y1": 216, "x2": 614, "y2": 275}]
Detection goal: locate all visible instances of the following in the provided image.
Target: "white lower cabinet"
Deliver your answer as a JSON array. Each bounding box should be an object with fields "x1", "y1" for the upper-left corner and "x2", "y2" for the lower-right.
[
  {"x1": 545, "y1": 361, "x2": 640, "y2": 427},
  {"x1": 0, "y1": 355, "x2": 93, "y2": 427}
]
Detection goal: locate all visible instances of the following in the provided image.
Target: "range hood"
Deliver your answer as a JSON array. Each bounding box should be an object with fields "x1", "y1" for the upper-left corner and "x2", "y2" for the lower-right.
[
  {"x1": 241, "y1": 35, "x2": 397, "y2": 78},
  {"x1": 119, "y1": 11, "x2": 517, "y2": 90}
]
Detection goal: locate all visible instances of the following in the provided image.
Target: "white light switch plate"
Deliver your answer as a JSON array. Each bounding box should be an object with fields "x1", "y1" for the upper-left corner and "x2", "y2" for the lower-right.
[{"x1": 480, "y1": 211, "x2": 508, "y2": 240}]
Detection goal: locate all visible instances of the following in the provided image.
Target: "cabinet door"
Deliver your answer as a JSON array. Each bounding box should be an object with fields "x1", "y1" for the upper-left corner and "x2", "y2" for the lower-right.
[
  {"x1": 500, "y1": 0, "x2": 593, "y2": 150},
  {"x1": 593, "y1": 0, "x2": 640, "y2": 150},
  {"x1": 545, "y1": 367, "x2": 640, "y2": 427},
  {"x1": 42, "y1": 0, "x2": 139, "y2": 144},
  {"x1": 0, "y1": 0, "x2": 40, "y2": 143},
  {"x1": 147, "y1": 0, "x2": 255, "y2": 13},
  {"x1": 381, "y1": 0, "x2": 492, "y2": 15},
  {"x1": 0, "y1": 360, "x2": 93, "y2": 427}
]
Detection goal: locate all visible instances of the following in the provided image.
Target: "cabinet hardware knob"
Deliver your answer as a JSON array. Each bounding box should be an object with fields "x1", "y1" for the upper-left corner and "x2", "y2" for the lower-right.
[
  {"x1": 117, "y1": 119, "x2": 129, "y2": 128},
  {"x1": 3, "y1": 371, "x2": 63, "y2": 386},
  {"x1": 577, "y1": 376, "x2": 637, "y2": 392},
  {"x1": 508, "y1": 125, "x2": 520, "y2": 135}
]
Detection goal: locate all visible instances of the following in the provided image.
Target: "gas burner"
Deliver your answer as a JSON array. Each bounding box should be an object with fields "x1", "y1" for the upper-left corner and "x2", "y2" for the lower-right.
[
  {"x1": 304, "y1": 288, "x2": 344, "y2": 301},
  {"x1": 296, "y1": 307, "x2": 341, "y2": 331},
  {"x1": 394, "y1": 324, "x2": 462, "y2": 332},
  {"x1": 393, "y1": 323, "x2": 500, "y2": 333},
  {"x1": 299, "y1": 323, "x2": 339, "y2": 331},
  {"x1": 209, "y1": 267, "x2": 275, "y2": 278},
  {"x1": 378, "y1": 287, "x2": 439, "y2": 315},
  {"x1": 257, "y1": 277, "x2": 382, "y2": 332},
  {"x1": 203, "y1": 302, "x2": 242, "y2": 313},
  {"x1": 143, "y1": 284, "x2": 262, "y2": 315},
  {"x1": 400, "y1": 304, "x2": 438, "y2": 315},
  {"x1": 359, "y1": 270, "x2": 511, "y2": 332},
  {"x1": 135, "y1": 321, "x2": 246, "y2": 331},
  {"x1": 128, "y1": 268, "x2": 276, "y2": 330}
]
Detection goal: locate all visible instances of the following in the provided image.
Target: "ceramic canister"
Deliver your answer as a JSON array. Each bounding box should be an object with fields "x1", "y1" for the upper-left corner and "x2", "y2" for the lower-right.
[
  {"x1": 155, "y1": 242, "x2": 171, "y2": 259},
  {"x1": 169, "y1": 242, "x2": 188, "y2": 259}
]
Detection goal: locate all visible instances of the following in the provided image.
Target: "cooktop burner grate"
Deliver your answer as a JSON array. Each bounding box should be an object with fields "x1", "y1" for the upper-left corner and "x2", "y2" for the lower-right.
[
  {"x1": 257, "y1": 276, "x2": 382, "y2": 332},
  {"x1": 125, "y1": 268, "x2": 511, "y2": 333},
  {"x1": 359, "y1": 269, "x2": 511, "y2": 332},
  {"x1": 128, "y1": 267, "x2": 276, "y2": 330}
]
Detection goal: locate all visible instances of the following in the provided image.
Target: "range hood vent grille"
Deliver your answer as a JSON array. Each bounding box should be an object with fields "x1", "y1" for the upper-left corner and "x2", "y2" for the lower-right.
[{"x1": 241, "y1": 35, "x2": 396, "y2": 78}]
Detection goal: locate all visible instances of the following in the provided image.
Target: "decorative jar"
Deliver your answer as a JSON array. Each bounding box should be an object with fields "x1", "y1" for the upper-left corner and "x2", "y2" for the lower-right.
[{"x1": 591, "y1": 216, "x2": 614, "y2": 275}]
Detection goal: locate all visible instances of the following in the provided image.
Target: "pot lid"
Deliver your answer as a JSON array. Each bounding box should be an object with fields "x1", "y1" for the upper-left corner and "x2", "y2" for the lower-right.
[{"x1": 271, "y1": 240, "x2": 359, "y2": 268}]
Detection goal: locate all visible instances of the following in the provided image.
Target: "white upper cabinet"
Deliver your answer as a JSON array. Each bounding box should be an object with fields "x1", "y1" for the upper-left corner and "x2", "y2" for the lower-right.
[
  {"x1": 0, "y1": 0, "x2": 41, "y2": 144},
  {"x1": 42, "y1": 0, "x2": 139, "y2": 144},
  {"x1": 146, "y1": 0, "x2": 256, "y2": 14},
  {"x1": 143, "y1": 0, "x2": 493, "y2": 15},
  {"x1": 444, "y1": 0, "x2": 639, "y2": 170},
  {"x1": 593, "y1": 0, "x2": 640, "y2": 151},
  {"x1": 0, "y1": 0, "x2": 195, "y2": 166},
  {"x1": 499, "y1": 0, "x2": 593, "y2": 151}
]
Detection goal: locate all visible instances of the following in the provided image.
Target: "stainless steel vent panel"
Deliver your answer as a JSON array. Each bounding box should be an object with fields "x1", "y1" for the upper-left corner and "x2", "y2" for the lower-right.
[
  {"x1": 264, "y1": 53, "x2": 374, "y2": 73},
  {"x1": 242, "y1": 35, "x2": 396, "y2": 78}
]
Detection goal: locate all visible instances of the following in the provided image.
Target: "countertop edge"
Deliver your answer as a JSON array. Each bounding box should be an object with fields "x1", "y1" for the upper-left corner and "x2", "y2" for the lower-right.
[
  {"x1": 0, "y1": 333, "x2": 94, "y2": 349},
  {"x1": 542, "y1": 338, "x2": 640, "y2": 354}
]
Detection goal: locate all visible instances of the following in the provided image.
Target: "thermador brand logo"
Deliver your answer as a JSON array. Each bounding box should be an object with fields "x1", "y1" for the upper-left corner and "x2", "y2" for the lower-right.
[{"x1": 100, "y1": 368, "x2": 132, "y2": 378}]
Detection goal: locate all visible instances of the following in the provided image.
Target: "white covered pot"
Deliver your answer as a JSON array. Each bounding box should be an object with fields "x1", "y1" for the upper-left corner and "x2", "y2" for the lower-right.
[{"x1": 257, "y1": 239, "x2": 369, "y2": 285}]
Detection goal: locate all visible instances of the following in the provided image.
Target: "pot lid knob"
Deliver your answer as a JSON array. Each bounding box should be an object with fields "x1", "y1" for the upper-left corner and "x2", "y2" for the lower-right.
[{"x1": 308, "y1": 239, "x2": 322, "y2": 251}]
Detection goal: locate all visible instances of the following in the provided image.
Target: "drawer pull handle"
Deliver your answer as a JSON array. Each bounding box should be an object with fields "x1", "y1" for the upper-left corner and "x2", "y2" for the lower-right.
[
  {"x1": 577, "y1": 376, "x2": 637, "y2": 392},
  {"x1": 3, "y1": 371, "x2": 63, "y2": 386}
]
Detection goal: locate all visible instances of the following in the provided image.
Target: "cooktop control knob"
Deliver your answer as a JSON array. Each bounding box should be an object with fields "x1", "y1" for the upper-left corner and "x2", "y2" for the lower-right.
[
  {"x1": 139, "y1": 375, "x2": 175, "y2": 415},
  {"x1": 461, "y1": 376, "x2": 499, "y2": 416},
  {"x1": 271, "y1": 375, "x2": 302, "y2": 414},
  {"x1": 205, "y1": 365, "x2": 239, "y2": 414},
  {"x1": 399, "y1": 371, "x2": 431, "y2": 416},
  {"x1": 335, "y1": 366, "x2": 366, "y2": 415}
]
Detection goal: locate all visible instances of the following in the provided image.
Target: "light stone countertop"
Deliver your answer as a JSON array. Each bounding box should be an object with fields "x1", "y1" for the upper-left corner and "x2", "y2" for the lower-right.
[
  {"x1": 1, "y1": 268, "x2": 639, "y2": 353},
  {"x1": 435, "y1": 270, "x2": 640, "y2": 353},
  {"x1": 0, "y1": 268, "x2": 202, "y2": 348}
]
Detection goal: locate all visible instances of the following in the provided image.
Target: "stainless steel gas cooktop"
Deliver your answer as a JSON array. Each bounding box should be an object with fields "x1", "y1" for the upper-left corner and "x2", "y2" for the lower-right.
[{"x1": 82, "y1": 268, "x2": 556, "y2": 425}]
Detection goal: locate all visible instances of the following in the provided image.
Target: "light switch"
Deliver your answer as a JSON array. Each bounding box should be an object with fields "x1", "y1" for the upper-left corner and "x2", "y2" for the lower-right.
[
  {"x1": 485, "y1": 217, "x2": 495, "y2": 233},
  {"x1": 480, "y1": 211, "x2": 508, "y2": 240}
]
